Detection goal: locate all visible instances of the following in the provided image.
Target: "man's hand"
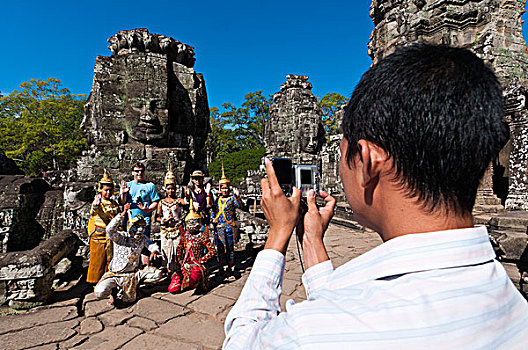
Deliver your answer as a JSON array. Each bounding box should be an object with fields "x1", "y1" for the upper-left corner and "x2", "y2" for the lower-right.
[
  {"x1": 233, "y1": 188, "x2": 240, "y2": 197},
  {"x1": 120, "y1": 180, "x2": 129, "y2": 195},
  {"x1": 150, "y1": 250, "x2": 160, "y2": 262},
  {"x1": 261, "y1": 158, "x2": 302, "y2": 255},
  {"x1": 92, "y1": 193, "x2": 102, "y2": 207},
  {"x1": 137, "y1": 202, "x2": 148, "y2": 211},
  {"x1": 122, "y1": 203, "x2": 131, "y2": 216},
  {"x1": 298, "y1": 189, "x2": 336, "y2": 269}
]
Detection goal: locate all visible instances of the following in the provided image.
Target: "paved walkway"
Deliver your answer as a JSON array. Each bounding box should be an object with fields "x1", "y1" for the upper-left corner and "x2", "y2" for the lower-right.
[{"x1": 0, "y1": 223, "x2": 382, "y2": 350}]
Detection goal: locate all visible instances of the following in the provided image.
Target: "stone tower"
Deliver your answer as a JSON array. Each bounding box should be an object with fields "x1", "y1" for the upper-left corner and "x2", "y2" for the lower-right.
[
  {"x1": 265, "y1": 75, "x2": 325, "y2": 164},
  {"x1": 77, "y1": 28, "x2": 210, "y2": 187},
  {"x1": 368, "y1": 0, "x2": 528, "y2": 211}
]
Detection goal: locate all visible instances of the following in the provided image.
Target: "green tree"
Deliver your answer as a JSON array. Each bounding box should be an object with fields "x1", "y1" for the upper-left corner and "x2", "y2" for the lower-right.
[
  {"x1": 208, "y1": 91, "x2": 272, "y2": 163},
  {"x1": 205, "y1": 106, "x2": 238, "y2": 163},
  {"x1": 318, "y1": 92, "x2": 348, "y2": 136},
  {"x1": 209, "y1": 147, "x2": 266, "y2": 185},
  {"x1": 0, "y1": 78, "x2": 87, "y2": 175}
]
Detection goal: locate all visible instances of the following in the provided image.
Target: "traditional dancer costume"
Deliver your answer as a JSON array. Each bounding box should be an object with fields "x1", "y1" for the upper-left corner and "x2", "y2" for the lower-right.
[
  {"x1": 212, "y1": 166, "x2": 241, "y2": 270},
  {"x1": 159, "y1": 166, "x2": 184, "y2": 273},
  {"x1": 168, "y1": 201, "x2": 216, "y2": 293},
  {"x1": 86, "y1": 169, "x2": 120, "y2": 283},
  {"x1": 94, "y1": 213, "x2": 162, "y2": 304}
]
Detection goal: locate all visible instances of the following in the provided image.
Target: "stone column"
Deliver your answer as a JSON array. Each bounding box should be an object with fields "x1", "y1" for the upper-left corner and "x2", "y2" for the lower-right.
[
  {"x1": 474, "y1": 163, "x2": 503, "y2": 212},
  {"x1": 505, "y1": 109, "x2": 528, "y2": 210}
]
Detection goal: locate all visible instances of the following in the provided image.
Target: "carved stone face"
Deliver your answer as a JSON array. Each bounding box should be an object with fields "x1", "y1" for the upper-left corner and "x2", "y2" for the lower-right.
[
  {"x1": 125, "y1": 96, "x2": 169, "y2": 144},
  {"x1": 123, "y1": 55, "x2": 170, "y2": 145}
]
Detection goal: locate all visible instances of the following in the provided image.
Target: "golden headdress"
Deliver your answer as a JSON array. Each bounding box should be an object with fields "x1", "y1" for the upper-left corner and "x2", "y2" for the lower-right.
[
  {"x1": 185, "y1": 199, "x2": 202, "y2": 222},
  {"x1": 127, "y1": 213, "x2": 146, "y2": 233},
  {"x1": 219, "y1": 162, "x2": 230, "y2": 186},
  {"x1": 98, "y1": 169, "x2": 114, "y2": 191},
  {"x1": 164, "y1": 163, "x2": 176, "y2": 188}
]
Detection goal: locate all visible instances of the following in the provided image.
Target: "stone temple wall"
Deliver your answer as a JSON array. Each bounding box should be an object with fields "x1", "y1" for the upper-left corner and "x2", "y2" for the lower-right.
[{"x1": 368, "y1": 0, "x2": 528, "y2": 292}]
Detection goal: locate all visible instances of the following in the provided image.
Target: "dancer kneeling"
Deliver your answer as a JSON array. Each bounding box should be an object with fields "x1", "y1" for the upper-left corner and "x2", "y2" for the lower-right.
[
  {"x1": 168, "y1": 200, "x2": 216, "y2": 293},
  {"x1": 94, "y1": 203, "x2": 162, "y2": 305}
]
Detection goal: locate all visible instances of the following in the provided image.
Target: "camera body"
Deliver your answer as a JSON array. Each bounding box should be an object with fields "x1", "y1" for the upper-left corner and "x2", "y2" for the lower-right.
[{"x1": 270, "y1": 157, "x2": 319, "y2": 197}]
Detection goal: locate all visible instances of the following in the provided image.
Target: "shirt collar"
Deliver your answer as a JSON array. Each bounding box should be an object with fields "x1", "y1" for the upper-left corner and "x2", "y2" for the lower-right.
[{"x1": 328, "y1": 225, "x2": 495, "y2": 289}]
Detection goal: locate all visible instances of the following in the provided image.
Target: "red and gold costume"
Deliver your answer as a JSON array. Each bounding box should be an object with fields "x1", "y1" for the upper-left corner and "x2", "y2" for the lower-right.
[
  {"x1": 168, "y1": 201, "x2": 216, "y2": 293},
  {"x1": 86, "y1": 169, "x2": 119, "y2": 283}
]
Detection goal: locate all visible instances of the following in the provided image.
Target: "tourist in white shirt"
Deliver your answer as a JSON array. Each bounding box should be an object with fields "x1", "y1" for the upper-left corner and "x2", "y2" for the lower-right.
[{"x1": 224, "y1": 44, "x2": 528, "y2": 349}]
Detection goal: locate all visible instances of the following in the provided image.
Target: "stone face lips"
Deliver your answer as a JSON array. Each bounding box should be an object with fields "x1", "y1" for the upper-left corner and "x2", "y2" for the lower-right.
[{"x1": 265, "y1": 75, "x2": 325, "y2": 164}]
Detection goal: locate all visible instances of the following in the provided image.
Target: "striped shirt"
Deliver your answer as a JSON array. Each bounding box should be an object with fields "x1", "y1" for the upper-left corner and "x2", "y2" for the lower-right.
[{"x1": 224, "y1": 226, "x2": 528, "y2": 349}]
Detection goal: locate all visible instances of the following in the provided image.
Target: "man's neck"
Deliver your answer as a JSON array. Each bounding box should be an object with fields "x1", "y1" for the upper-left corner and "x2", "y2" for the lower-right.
[{"x1": 364, "y1": 181, "x2": 474, "y2": 242}]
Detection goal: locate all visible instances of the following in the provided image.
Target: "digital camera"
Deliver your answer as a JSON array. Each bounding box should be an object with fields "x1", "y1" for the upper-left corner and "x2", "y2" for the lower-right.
[{"x1": 270, "y1": 157, "x2": 319, "y2": 197}]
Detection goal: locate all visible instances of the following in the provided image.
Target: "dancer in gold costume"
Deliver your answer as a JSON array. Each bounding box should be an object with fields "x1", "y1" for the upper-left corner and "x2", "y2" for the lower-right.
[{"x1": 86, "y1": 169, "x2": 120, "y2": 283}]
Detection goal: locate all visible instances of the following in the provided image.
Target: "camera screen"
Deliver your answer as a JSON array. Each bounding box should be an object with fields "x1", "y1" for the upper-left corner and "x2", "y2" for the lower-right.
[
  {"x1": 271, "y1": 158, "x2": 293, "y2": 185},
  {"x1": 300, "y1": 169, "x2": 312, "y2": 185}
]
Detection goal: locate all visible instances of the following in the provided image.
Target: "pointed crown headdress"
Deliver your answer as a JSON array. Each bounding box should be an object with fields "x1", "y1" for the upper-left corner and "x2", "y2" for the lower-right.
[
  {"x1": 98, "y1": 169, "x2": 114, "y2": 191},
  {"x1": 185, "y1": 199, "x2": 203, "y2": 222},
  {"x1": 219, "y1": 162, "x2": 230, "y2": 186},
  {"x1": 127, "y1": 212, "x2": 146, "y2": 233},
  {"x1": 164, "y1": 163, "x2": 176, "y2": 188}
]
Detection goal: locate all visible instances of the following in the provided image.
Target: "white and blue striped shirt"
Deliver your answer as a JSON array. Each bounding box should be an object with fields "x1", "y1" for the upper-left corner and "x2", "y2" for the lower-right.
[{"x1": 224, "y1": 226, "x2": 528, "y2": 349}]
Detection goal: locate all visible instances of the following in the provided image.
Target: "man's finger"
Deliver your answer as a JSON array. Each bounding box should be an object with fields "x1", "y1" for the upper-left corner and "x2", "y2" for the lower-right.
[
  {"x1": 319, "y1": 191, "x2": 336, "y2": 223},
  {"x1": 290, "y1": 186, "x2": 302, "y2": 204},
  {"x1": 264, "y1": 158, "x2": 281, "y2": 193},
  {"x1": 261, "y1": 177, "x2": 270, "y2": 197},
  {"x1": 305, "y1": 189, "x2": 318, "y2": 213}
]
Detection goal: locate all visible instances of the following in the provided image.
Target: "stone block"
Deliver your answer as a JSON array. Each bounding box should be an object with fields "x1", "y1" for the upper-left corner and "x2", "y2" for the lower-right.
[
  {"x1": 187, "y1": 293, "x2": 235, "y2": 318},
  {"x1": 0, "y1": 305, "x2": 78, "y2": 335},
  {"x1": 79, "y1": 317, "x2": 104, "y2": 335},
  {"x1": 0, "y1": 319, "x2": 78, "y2": 350},
  {"x1": 129, "y1": 297, "x2": 186, "y2": 324},
  {"x1": 74, "y1": 324, "x2": 143, "y2": 349},
  {"x1": 490, "y1": 230, "x2": 528, "y2": 261},
  {"x1": 154, "y1": 316, "x2": 225, "y2": 349},
  {"x1": 489, "y1": 211, "x2": 528, "y2": 233},
  {"x1": 122, "y1": 333, "x2": 199, "y2": 350}
]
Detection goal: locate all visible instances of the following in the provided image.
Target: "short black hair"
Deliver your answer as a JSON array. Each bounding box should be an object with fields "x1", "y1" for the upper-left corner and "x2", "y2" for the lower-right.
[
  {"x1": 132, "y1": 162, "x2": 145, "y2": 170},
  {"x1": 342, "y1": 43, "x2": 509, "y2": 214}
]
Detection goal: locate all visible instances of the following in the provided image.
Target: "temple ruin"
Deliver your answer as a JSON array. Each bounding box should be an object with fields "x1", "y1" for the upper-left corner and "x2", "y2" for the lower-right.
[
  {"x1": 65, "y1": 28, "x2": 211, "y2": 244},
  {"x1": 265, "y1": 75, "x2": 325, "y2": 164},
  {"x1": 77, "y1": 28, "x2": 210, "y2": 186}
]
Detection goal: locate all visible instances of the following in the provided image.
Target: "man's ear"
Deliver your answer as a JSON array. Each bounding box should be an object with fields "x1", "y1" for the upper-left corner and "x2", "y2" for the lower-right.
[{"x1": 357, "y1": 140, "x2": 388, "y2": 188}]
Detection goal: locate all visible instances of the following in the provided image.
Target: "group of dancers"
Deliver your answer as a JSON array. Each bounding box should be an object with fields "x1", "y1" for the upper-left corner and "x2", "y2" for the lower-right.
[{"x1": 86, "y1": 162, "x2": 241, "y2": 305}]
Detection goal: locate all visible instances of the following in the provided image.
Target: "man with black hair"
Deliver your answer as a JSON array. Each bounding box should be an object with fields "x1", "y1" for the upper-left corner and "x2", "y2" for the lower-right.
[{"x1": 224, "y1": 44, "x2": 528, "y2": 349}]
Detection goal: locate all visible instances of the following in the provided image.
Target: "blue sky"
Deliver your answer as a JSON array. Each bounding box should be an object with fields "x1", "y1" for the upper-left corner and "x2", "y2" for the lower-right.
[{"x1": 0, "y1": 1, "x2": 526, "y2": 109}]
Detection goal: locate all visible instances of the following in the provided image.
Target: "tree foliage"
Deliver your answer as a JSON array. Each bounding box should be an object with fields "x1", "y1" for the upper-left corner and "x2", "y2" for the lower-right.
[
  {"x1": 207, "y1": 91, "x2": 272, "y2": 163},
  {"x1": 0, "y1": 78, "x2": 87, "y2": 175},
  {"x1": 318, "y1": 92, "x2": 348, "y2": 136},
  {"x1": 209, "y1": 147, "x2": 266, "y2": 185}
]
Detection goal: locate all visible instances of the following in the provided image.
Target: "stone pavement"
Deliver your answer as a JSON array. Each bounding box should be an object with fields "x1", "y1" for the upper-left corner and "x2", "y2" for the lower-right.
[{"x1": 0, "y1": 223, "x2": 382, "y2": 350}]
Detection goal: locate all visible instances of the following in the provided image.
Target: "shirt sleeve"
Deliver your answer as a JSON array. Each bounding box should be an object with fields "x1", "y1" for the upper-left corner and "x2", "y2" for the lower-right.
[
  {"x1": 224, "y1": 249, "x2": 298, "y2": 349},
  {"x1": 302, "y1": 260, "x2": 334, "y2": 300},
  {"x1": 106, "y1": 213, "x2": 126, "y2": 245}
]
